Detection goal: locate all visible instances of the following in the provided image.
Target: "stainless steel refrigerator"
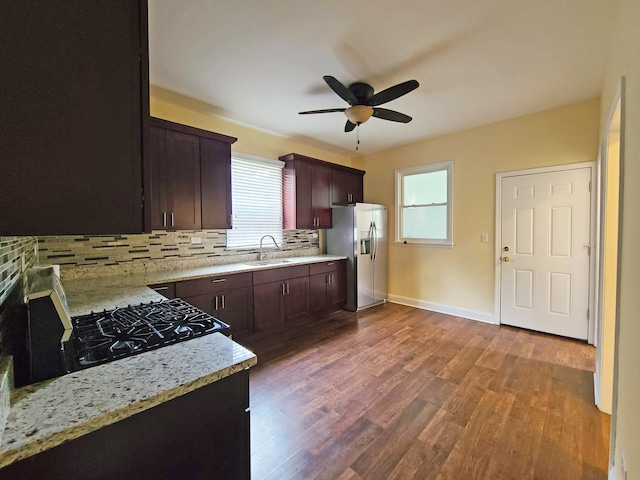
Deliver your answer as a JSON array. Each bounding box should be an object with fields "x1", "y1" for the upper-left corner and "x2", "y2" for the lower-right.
[{"x1": 327, "y1": 203, "x2": 388, "y2": 311}]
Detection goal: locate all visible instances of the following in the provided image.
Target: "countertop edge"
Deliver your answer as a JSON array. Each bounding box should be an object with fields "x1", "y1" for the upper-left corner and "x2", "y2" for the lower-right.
[{"x1": 0, "y1": 355, "x2": 257, "y2": 469}]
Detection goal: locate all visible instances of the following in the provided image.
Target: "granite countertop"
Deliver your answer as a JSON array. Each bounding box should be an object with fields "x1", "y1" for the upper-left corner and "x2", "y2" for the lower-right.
[
  {"x1": 0, "y1": 333, "x2": 256, "y2": 469},
  {"x1": 62, "y1": 254, "x2": 346, "y2": 317},
  {"x1": 0, "y1": 254, "x2": 345, "y2": 469}
]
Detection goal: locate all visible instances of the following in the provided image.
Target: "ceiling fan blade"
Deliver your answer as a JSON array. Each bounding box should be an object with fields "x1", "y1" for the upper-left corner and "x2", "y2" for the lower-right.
[
  {"x1": 324, "y1": 76, "x2": 357, "y2": 105},
  {"x1": 367, "y1": 80, "x2": 419, "y2": 106},
  {"x1": 372, "y1": 107, "x2": 412, "y2": 123},
  {"x1": 344, "y1": 120, "x2": 356, "y2": 132},
  {"x1": 299, "y1": 108, "x2": 346, "y2": 115}
]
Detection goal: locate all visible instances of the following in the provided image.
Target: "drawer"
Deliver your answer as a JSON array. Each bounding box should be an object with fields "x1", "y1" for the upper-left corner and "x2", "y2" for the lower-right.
[
  {"x1": 148, "y1": 283, "x2": 176, "y2": 299},
  {"x1": 252, "y1": 264, "x2": 310, "y2": 285},
  {"x1": 175, "y1": 272, "x2": 253, "y2": 297},
  {"x1": 309, "y1": 259, "x2": 345, "y2": 275}
]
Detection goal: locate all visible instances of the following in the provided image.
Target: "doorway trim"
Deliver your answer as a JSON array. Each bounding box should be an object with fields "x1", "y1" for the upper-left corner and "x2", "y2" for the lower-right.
[{"x1": 494, "y1": 161, "x2": 597, "y2": 341}]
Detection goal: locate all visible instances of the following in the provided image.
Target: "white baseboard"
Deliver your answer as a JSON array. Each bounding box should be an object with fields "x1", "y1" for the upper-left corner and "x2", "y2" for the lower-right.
[{"x1": 387, "y1": 294, "x2": 497, "y2": 325}]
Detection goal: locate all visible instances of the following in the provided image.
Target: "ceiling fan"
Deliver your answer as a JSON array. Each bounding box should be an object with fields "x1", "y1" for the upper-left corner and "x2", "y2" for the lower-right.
[{"x1": 299, "y1": 75, "x2": 419, "y2": 132}]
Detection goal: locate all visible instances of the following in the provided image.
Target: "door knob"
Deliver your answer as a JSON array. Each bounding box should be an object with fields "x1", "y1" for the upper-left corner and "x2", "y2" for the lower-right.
[{"x1": 503, "y1": 256, "x2": 510, "y2": 262}]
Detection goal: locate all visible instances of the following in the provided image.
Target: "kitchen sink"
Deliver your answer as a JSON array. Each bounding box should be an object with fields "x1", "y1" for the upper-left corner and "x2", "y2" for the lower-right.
[{"x1": 244, "y1": 259, "x2": 292, "y2": 266}]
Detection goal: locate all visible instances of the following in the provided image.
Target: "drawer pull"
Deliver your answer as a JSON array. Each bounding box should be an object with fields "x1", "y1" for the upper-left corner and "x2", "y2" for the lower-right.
[
  {"x1": 326, "y1": 262, "x2": 334, "y2": 266},
  {"x1": 152, "y1": 286, "x2": 169, "y2": 291},
  {"x1": 211, "y1": 278, "x2": 227, "y2": 283}
]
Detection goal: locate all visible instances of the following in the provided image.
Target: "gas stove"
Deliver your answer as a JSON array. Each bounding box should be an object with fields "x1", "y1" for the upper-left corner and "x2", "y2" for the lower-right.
[{"x1": 69, "y1": 299, "x2": 230, "y2": 369}]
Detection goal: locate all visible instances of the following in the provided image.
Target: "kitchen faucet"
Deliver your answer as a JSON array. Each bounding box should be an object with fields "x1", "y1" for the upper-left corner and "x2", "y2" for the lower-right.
[{"x1": 259, "y1": 235, "x2": 280, "y2": 261}]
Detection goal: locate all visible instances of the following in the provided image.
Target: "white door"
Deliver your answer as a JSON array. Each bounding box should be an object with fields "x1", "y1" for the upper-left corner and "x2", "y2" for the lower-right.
[{"x1": 500, "y1": 167, "x2": 591, "y2": 339}]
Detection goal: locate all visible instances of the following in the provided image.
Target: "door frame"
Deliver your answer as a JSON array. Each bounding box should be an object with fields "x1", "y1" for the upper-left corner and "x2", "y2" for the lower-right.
[{"x1": 494, "y1": 161, "x2": 597, "y2": 342}]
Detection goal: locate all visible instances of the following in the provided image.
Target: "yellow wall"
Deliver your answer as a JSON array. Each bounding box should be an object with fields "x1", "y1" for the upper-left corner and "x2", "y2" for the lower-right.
[
  {"x1": 600, "y1": 0, "x2": 640, "y2": 477},
  {"x1": 149, "y1": 86, "x2": 354, "y2": 167},
  {"x1": 600, "y1": 130, "x2": 620, "y2": 415},
  {"x1": 361, "y1": 98, "x2": 600, "y2": 316}
]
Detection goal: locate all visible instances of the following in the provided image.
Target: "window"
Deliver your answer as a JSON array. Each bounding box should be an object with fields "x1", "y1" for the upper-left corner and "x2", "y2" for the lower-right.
[
  {"x1": 226, "y1": 155, "x2": 283, "y2": 249},
  {"x1": 395, "y1": 161, "x2": 453, "y2": 246}
]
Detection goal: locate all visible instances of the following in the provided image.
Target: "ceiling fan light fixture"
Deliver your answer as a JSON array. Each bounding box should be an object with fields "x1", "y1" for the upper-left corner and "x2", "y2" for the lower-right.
[{"x1": 345, "y1": 105, "x2": 374, "y2": 125}]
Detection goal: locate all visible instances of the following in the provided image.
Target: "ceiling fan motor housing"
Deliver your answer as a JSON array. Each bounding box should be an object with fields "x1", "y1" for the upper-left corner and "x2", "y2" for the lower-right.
[{"x1": 348, "y1": 82, "x2": 375, "y2": 104}]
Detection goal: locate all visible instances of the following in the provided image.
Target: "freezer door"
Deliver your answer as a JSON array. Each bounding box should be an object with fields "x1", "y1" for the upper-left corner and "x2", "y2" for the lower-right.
[
  {"x1": 371, "y1": 204, "x2": 388, "y2": 304},
  {"x1": 356, "y1": 203, "x2": 375, "y2": 309}
]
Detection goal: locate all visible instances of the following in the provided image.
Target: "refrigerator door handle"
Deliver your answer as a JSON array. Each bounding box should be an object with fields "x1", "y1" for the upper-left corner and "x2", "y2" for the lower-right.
[
  {"x1": 369, "y1": 222, "x2": 375, "y2": 260},
  {"x1": 372, "y1": 222, "x2": 378, "y2": 260}
]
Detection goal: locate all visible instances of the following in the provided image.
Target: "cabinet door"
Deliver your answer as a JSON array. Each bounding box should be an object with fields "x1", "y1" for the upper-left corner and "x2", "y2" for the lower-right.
[
  {"x1": 327, "y1": 269, "x2": 347, "y2": 312},
  {"x1": 181, "y1": 293, "x2": 215, "y2": 316},
  {"x1": 284, "y1": 276, "x2": 309, "y2": 325},
  {"x1": 331, "y1": 169, "x2": 350, "y2": 205},
  {"x1": 253, "y1": 282, "x2": 284, "y2": 333},
  {"x1": 149, "y1": 127, "x2": 169, "y2": 230},
  {"x1": 294, "y1": 161, "x2": 315, "y2": 228},
  {"x1": 309, "y1": 273, "x2": 328, "y2": 315},
  {"x1": 312, "y1": 164, "x2": 332, "y2": 228},
  {"x1": 346, "y1": 171, "x2": 364, "y2": 204},
  {"x1": 332, "y1": 169, "x2": 364, "y2": 205},
  {"x1": 201, "y1": 138, "x2": 232, "y2": 229},
  {"x1": 166, "y1": 130, "x2": 201, "y2": 230},
  {"x1": 0, "y1": 1, "x2": 147, "y2": 235},
  {"x1": 217, "y1": 287, "x2": 253, "y2": 337}
]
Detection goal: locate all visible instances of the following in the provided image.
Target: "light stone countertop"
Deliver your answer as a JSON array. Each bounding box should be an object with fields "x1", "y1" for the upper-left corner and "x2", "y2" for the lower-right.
[
  {"x1": 0, "y1": 254, "x2": 345, "y2": 469},
  {"x1": 62, "y1": 254, "x2": 346, "y2": 317},
  {"x1": 0, "y1": 333, "x2": 256, "y2": 469}
]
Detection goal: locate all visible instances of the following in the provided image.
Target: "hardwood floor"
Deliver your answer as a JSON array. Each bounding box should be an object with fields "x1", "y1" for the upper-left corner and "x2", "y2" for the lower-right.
[{"x1": 244, "y1": 303, "x2": 610, "y2": 480}]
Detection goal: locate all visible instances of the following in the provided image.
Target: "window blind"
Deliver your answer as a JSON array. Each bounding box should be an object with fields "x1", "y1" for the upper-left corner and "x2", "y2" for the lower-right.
[{"x1": 227, "y1": 156, "x2": 283, "y2": 249}]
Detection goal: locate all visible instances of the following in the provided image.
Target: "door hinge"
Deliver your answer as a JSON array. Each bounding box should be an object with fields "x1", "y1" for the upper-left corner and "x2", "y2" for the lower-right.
[
  {"x1": 589, "y1": 181, "x2": 592, "y2": 192},
  {"x1": 587, "y1": 308, "x2": 590, "y2": 320}
]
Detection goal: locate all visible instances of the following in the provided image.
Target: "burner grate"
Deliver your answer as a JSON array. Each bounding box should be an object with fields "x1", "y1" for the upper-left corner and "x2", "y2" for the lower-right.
[{"x1": 70, "y1": 299, "x2": 230, "y2": 368}]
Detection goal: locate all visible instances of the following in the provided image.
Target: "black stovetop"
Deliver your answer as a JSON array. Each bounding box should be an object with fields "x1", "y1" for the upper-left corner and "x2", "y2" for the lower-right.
[{"x1": 69, "y1": 298, "x2": 230, "y2": 369}]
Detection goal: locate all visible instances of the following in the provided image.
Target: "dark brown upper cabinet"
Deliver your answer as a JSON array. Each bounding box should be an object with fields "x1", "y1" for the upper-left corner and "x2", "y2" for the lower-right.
[
  {"x1": 149, "y1": 118, "x2": 236, "y2": 231},
  {"x1": 281, "y1": 153, "x2": 365, "y2": 229},
  {"x1": 281, "y1": 154, "x2": 333, "y2": 229},
  {"x1": 0, "y1": 1, "x2": 149, "y2": 235},
  {"x1": 331, "y1": 167, "x2": 365, "y2": 205}
]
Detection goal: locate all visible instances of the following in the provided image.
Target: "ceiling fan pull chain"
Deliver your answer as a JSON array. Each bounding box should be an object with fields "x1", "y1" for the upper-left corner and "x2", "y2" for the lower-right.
[{"x1": 356, "y1": 124, "x2": 360, "y2": 151}]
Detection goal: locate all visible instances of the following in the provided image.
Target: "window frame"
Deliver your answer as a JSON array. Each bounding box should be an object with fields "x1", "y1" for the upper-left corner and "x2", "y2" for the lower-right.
[
  {"x1": 395, "y1": 160, "x2": 454, "y2": 247},
  {"x1": 226, "y1": 153, "x2": 284, "y2": 250}
]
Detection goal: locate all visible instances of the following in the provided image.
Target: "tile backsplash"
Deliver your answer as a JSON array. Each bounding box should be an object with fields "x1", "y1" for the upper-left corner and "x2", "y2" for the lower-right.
[
  {"x1": 0, "y1": 237, "x2": 38, "y2": 356},
  {"x1": 0, "y1": 237, "x2": 37, "y2": 308},
  {"x1": 38, "y1": 230, "x2": 320, "y2": 275}
]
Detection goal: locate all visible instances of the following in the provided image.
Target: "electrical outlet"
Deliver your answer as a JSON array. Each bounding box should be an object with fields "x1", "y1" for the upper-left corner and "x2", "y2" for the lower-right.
[{"x1": 190, "y1": 237, "x2": 202, "y2": 245}]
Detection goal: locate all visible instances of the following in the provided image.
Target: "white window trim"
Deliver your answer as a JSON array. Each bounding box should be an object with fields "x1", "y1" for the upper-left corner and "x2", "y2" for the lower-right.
[
  {"x1": 227, "y1": 153, "x2": 284, "y2": 250},
  {"x1": 395, "y1": 160, "x2": 454, "y2": 247}
]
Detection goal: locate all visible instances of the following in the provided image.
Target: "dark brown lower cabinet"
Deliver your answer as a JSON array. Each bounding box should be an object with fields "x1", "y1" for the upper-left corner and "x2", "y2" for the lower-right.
[
  {"x1": 309, "y1": 260, "x2": 347, "y2": 317},
  {"x1": 175, "y1": 273, "x2": 254, "y2": 339},
  {"x1": 252, "y1": 265, "x2": 310, "y2": 334},
  {"x1": 0, "y1": 370, "x2": 250, "y2": 480}
]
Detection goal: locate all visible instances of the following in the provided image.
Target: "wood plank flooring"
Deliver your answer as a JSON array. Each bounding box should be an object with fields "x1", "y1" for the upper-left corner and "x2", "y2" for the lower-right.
[{"x1": 244, "y1": 303, "x2": 610, "y2": 480}]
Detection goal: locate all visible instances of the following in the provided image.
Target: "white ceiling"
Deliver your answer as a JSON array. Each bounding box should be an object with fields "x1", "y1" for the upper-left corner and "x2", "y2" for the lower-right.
[{"x1": 148, "y1": 0, "x2": 614, "y2": 156}]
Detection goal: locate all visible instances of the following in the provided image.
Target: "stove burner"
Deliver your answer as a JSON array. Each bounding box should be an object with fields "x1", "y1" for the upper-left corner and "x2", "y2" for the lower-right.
[{"x1": 70, "y1": 299, "x2": 230, "y2": 369}]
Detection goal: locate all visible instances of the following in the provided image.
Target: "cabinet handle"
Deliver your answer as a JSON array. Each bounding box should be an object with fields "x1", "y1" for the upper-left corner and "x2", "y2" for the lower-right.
[
  {"x1": 162, "y1": 212, "x2": 167, "y2": 227},
  {"x1": 326, "y1": 262, "x2": 334, "y2": 266},
  {"x1": 210, "y1": 278, "x2": 227, "y2": 283},
  {"x1": 152, "y1": 286, "x2": 169, "y2": 291},
  {"x1": 348, "y1": 193, "x2": 352, "y2": 203},
  {"x1": 228, "y1": 214, "x2": 233, "y2": 228},
  {"x1": 170, "y1": 212, "x2": 175, "y2": 227},
  {"x1": 326, "y1": 274, "x2": 330, "y2": 284},
  {"x1": 214, "y1": 296, "x2": 219, "y2": 311},
  {"x1": 286, "y1": 282, "x2": 290, "y2": 294},
  {"x1": 221, "y1": 295, "x2": 225, "y2": 309},
  {"x1": 330, "y1": 274, "x2": 333, "y2": 284},
  {"x1": 282, "y1": 283, "x2": 286, "y2": 295}
]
